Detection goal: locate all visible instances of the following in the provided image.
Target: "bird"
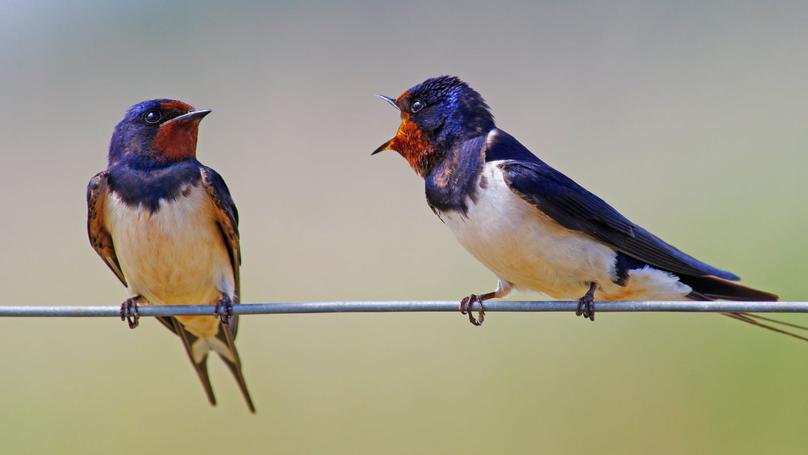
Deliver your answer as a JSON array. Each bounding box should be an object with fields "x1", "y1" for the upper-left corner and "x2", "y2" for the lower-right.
[
  {"x1": 87, "y1": 99, "x2": 255, "y2": 412},
  {"x1": 372, "y1": 75, "x2": 806, "y2": 340}
]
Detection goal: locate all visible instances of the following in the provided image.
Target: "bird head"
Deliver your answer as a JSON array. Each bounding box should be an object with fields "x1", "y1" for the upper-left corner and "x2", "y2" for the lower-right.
[
  {"x1": 372, "y1": 76, "x2": 494, "y2": 176},
  {"x1": 108, "y1": 99, "x2": 211, "y2": 167}
]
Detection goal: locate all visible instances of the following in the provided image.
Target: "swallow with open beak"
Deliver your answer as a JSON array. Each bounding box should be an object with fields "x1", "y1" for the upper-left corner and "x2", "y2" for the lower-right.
[{"x1": 372, "y1": 76, "x2": 807, "y2": 342}]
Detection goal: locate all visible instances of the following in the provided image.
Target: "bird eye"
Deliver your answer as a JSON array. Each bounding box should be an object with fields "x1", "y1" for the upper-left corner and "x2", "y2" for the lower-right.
[
  {"x1": 411, "y1": 100, "x2": 425, "y2": 113},
  {"x1": 144, "y1": 110, "x2": 162, "y2": 124}
]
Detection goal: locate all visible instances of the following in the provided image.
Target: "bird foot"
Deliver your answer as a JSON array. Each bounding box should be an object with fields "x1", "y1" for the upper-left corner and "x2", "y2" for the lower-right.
[
  {"x1": 576, "y1": 283, "x2": 598, "y2": 322},
  {"x1": 460, "y1": 294, "x2": 486, "y2": 326},
  {"x1": 214, "y1": 296, "x2": 234, "y2": 326},
  {"x1": 120, "y1": 297, "x2": 140, "y2": 329}
]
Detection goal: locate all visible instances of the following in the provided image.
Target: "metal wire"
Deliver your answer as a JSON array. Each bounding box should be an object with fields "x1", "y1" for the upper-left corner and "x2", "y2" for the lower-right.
[{"x1": 1, "y1": 301, "x2": 808, "y2": 317}]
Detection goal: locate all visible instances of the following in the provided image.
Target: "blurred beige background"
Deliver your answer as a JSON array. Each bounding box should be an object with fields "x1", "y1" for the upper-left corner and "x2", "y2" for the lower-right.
[{"x1": 1, "y1": 1, "x2": 807, "y2": 453}]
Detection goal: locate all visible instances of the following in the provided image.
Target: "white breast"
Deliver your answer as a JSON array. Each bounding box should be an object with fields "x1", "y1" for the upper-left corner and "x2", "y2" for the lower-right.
[
  {"x1": 104, "y1": 184, "x2": 235, "y2": 308},
  {"x1": 439, "y1": 160, "x2": 691, "y2": 301}
]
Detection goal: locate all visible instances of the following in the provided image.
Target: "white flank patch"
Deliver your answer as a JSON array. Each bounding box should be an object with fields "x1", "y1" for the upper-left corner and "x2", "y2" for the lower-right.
[
  {"x1": 439, "y1": 160, "x2": 692, "y2": 301},
  {"x1": 616, "y1": 266, "x2": 693, "y2": 300}
]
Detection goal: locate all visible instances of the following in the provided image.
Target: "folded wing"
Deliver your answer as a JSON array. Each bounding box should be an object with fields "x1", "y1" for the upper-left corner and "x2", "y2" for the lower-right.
[{"x1": 486, "y1": 129, "x2": 739, "y2": 281}]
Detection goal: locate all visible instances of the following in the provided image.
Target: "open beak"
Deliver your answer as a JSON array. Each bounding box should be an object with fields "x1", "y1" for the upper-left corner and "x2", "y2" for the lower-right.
[
  {"x1": 372, "y1": 95, "x2": 399, "y2": 155},
  {"x1": 371, "y1": 138, "x2": 393, "y2": 155},
  {"x1": 163, "y1": 109, "x2": 212, "y2": 126}
]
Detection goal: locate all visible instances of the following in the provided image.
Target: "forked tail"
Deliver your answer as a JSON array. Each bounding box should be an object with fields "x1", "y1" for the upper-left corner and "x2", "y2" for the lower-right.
[
  {"x1": 159, "y1": 316, "x2": 256, "y2": 413},
  {"x1": 681, "y1": 275, "x2": 808, "y2": 342}
]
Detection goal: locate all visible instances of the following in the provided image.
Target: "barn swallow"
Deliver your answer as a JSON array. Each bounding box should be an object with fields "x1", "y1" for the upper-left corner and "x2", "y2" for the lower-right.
[
  {"x1": 373, "y1": 76, "x2": 808, "y2": 340},
  {"x1": 87, "y1": 99, "x2": 255, "y2": 412}
]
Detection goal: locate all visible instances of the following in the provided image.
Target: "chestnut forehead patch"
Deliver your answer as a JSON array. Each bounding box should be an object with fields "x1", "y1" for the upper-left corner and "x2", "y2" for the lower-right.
[
  {"x1": 395, "y1": 90, "x2": 410, "y2": 104},
  {"x1": 159, "y1": 100, "x2": 194, "y2": 113}
]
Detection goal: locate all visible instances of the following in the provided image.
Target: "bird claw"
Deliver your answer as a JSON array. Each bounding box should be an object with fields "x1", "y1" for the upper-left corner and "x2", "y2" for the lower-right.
[
  {"x1": 214, "y1": 296, "x2": 234, "y2": 326},
  {"x1": 576, "y1": 296, "x2": 595, "y2": 321},
  {"x1": 120, "y1": 298, "x2": 140, "y2": 329},
  {"x1": 576, "y1": 283, "x2": 597, "y2": 321},
  {"x1": 460, "y1": 294, "x2": 485, "y2": 326}
]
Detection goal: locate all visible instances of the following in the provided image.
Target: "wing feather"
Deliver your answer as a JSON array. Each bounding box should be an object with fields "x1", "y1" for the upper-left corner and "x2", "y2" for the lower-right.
[
  {"x1": 486, "y1": 129, "x2": 739, "y2": 280},
  {"x1": 86, "y1": 171, "x2": 127, "y2": 286},
  {"x1": 200, "y1": 166, "x2": 240, "y2": 298},
  {"x1": 200, "y1": 166, "x2": 241, "y2": 338}
]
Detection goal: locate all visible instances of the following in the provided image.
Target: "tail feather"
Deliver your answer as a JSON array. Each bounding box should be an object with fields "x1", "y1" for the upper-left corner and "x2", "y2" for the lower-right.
[
  {"x1": 679, "y1": 274, "x2": 808, "y2": 343},
  {"x1": 722, "y1": 312, "x2": 808, "y2": 343},
  {"x1": 738, "y1": 313, "x2": 808, "y2": 332},
  {"x1": 171, "y1": 317, "x2": 217, "y2": 406},
  {"x1": 680, "y1": 275, "x2": 779, "y2": 301},
  {"x1": 212, "y1": 317, "x2": 256, "y2": 413},
  {"x1": 158, "y1": 316, "x2": 255, "y2": 412}
]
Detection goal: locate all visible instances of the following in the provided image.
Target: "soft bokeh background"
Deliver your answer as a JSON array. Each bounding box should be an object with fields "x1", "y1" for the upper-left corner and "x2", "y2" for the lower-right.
[{"x1": 1, "y1": 1, "x2": 807, "y2": 453}]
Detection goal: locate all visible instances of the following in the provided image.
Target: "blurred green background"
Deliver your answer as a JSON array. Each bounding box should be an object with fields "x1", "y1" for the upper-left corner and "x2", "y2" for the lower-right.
[{"x1": 1, "y1": 1, "x2": 807, "y2": 453}]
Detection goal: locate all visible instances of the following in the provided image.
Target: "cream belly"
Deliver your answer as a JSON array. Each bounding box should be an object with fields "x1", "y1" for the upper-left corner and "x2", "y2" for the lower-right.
[
  {"x1": 104, "y1": 184, "x2": 235, "y2": 336},
  {"x1": 440, "y1": 161, "x2": 692, "y2": 301}
]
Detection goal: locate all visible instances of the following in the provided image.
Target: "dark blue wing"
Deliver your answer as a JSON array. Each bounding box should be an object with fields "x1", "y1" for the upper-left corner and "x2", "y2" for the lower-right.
[{"x1": 487, "y1": 129, "x2": 739, "y2": 280}]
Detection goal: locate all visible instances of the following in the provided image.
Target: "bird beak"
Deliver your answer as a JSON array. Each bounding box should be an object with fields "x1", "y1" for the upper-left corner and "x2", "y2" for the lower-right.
[
  {"x1": 371, "y1": 138, "x2": 393, "y2": 155},
  {"x1": 372, "y1": 95, "x2": 399, "y2": 155},
  {"x1": 376, "y1": 94, "x2": 400, "y2": 111},
  {"x1": 163, "y1": 109, "x2": 212, "y2": 126}
]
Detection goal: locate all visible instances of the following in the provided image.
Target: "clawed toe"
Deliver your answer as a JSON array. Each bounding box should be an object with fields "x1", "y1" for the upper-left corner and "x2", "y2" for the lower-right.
[
  {"x1": 120, "y1": 298, "x2": 140, "y2": 329},
  {"x1": 576, "y1": 282, "x2": 598, "y2": 322},
  {"x1": 576, "y1": 296, "x2": 595, "y2": 321},
  {"x1": 460, "y1": 294, "x2": 485, "y2": 326},
  {"x1": 214, "y1": 296, "x2": 234, "y2": 326}
]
